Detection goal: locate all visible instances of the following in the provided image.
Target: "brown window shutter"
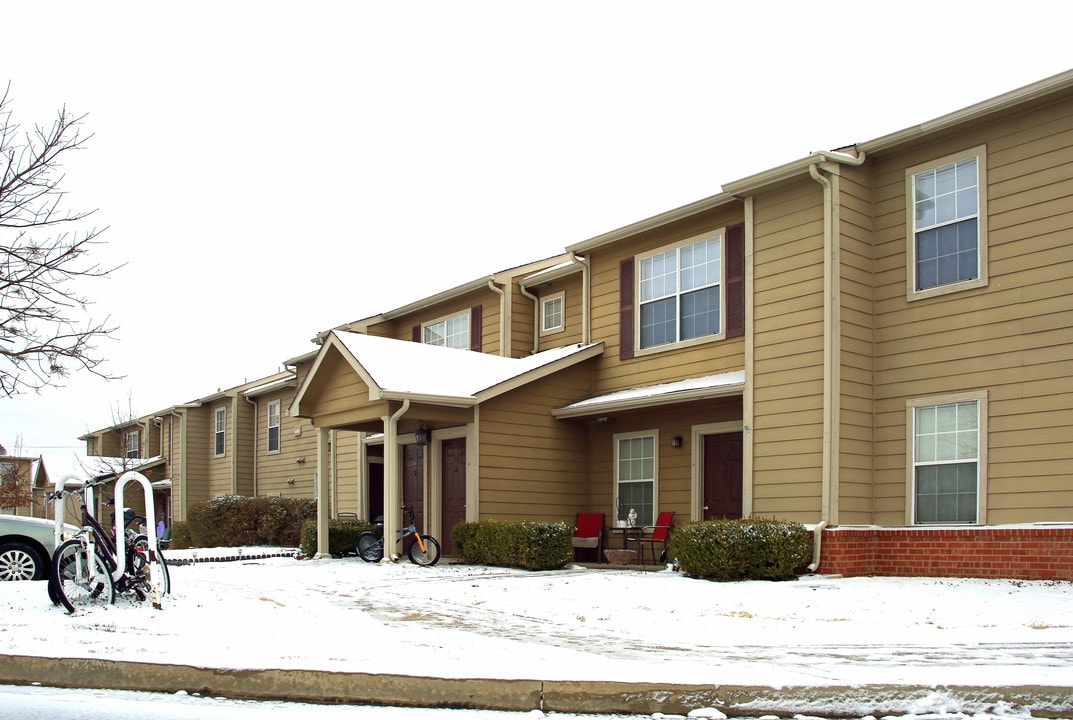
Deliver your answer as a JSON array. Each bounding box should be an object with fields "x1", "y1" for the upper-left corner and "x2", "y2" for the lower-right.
[
  {"x1": 412, "y1": 324, "x2": 421, "y2": 343},
  {"x1": 619, "y1": 258, "x2": 635, "y2": 360},
  {"x1": 726, "y1": 223, "x2": 745, "y2": 338},
  {"x1": 470, "y1": 305, "x2": 483, "y2": 352}
]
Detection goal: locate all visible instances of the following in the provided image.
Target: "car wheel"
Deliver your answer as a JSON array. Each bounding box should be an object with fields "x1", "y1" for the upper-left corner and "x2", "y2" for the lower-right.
[{"x1": 0, "y1": 541, "x2": 46, "y2": 581}]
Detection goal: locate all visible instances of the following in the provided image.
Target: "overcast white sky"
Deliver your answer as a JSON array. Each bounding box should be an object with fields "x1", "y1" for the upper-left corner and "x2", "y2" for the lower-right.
[{"x1": 3, "y1": 1, "x2": 1071, "y2": 454}]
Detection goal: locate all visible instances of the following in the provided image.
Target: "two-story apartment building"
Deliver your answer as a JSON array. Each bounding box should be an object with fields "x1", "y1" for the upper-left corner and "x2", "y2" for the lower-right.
[{"x1": 86, "y1": 69, "x2": 1073, "y2": 579}]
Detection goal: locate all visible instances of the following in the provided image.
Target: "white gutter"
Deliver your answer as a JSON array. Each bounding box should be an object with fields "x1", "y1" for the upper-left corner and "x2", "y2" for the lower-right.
[
  {"x1": 244, "y1": 394, "x2": 258, "y2": 496},
  {"x1": 808, "y1": 520, "x2": 828, "y2": 573}
]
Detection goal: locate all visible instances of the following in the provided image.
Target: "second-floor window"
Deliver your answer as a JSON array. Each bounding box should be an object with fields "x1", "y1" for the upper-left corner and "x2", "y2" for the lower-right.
[
  {"x1": 423, "y1": 311, "x2": 470, "y2": 350},
  {"x1": 907, "y1": 146, "x2": 987, "y2": 298},
  {"x1": 125, "y1": 430, "x2": 140, "y2": 459},
  {"x1": 267, "y1": 401, "x2": 281, "y2": 453},
  {"x1": 639, "y1": 232, "x2": 722, "y2": 350},
  {"x1": 541, "y1": 293, "x2": 564, "y2": 334},
  {"x1": 214, "y1": 407, "x2": 226, "y2": 457}
]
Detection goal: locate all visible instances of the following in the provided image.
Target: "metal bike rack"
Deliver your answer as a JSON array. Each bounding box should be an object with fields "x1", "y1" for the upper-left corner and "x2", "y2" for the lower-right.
[{"x1": 113, "y1": 471, "x2": 162, "y2": 608}]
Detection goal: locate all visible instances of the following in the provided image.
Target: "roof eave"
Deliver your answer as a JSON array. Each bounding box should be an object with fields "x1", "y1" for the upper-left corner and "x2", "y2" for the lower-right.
[
  {"x1": 566, "y1": 193, "x2": 740, "y2": 254},
  {"x1": 552, "y1": 379, "x2": 744, "y2": 419}
]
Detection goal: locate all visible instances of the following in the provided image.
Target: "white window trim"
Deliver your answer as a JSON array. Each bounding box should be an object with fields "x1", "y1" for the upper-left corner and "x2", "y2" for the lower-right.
[
  {"x1": 214, "y1": 407, "x2": 226, "y2": 458},
  {"x1": 612, "y1": 429, "x2": 659, "y2": 526},
  {"x1": 635, "y1": 228, "x2": 726, "y2": 356},
  {"x1": 422, "y1": 309, "x2": 471, "y2": 350},
  {"x1": 904, "y1": 390, "x2": 988, "y2": 526},
  {"x1": 905, "y1": 145, "x2": 988, "y2": 301},
  {"x1": 267, "y1": 400, "x2": 281, "y2": 455},
  {"x1": 540, "y1": 291, "x2": 565, "y2": 336}
]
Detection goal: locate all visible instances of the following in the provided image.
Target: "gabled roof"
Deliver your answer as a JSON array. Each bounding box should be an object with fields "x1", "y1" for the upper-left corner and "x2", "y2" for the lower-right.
[
  {"x1": 36, "y1": 453, "x2": 165, "y2": 485},
  {"x1": 553, "y1": 370, "x2": 745, "y2": 418},
  {"x1": 292, "y1": 331, "x2": 603, "y2": 411}
]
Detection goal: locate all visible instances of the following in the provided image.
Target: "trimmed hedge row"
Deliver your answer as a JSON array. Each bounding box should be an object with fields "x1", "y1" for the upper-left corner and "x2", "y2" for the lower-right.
[
  {"x1": 672, "y1": 517, "x2": 812, "y2": 581},
  {"x1": 452, "y1": 520, "x2": 572, "y2": 571},
  {"x1": 170, "y1": 495, "x2": 316, "y2": 549},
  {"x1": 300, "y1": 518, "x2": 377, "y2": 557}
]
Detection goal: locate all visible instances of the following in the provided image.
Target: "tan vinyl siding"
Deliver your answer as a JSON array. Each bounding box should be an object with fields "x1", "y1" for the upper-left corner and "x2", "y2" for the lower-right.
[
  {"x1": 751, "y1": 177, "x2": 825, "y2": 523},
  {"x1": 332, "y1": 431, "x2": 361, "y2": 515},
  {"x1": 254, "y1": 390, "x2": 318, "y2": 498},
  {"x1": 509, "y1": 283, "x2": 535, "y2": 356},
  {"x1": 837, "y1": 164, "x2": 877, "y2": 523},
  {"x1": 872, "y1": 92, "x2": 1073, "y2": 525},
  {"x1": 234, "y1": 397, "x2": 255, "y2": 497},
  {"x1": 183, "y1": 408, "x2": 211, "y2": 507},
  {"x1": 477, "y1": 363, "x2": 592, "y2": 521}
]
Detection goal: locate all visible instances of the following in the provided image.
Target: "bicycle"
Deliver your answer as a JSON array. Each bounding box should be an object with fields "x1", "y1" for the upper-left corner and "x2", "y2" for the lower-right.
[
  {"x1": 47, "y1": 478, "x2": 170, "y2": 613},
  {"x1": 356, "y1": 506, "x2": 441, "y2": 566}
]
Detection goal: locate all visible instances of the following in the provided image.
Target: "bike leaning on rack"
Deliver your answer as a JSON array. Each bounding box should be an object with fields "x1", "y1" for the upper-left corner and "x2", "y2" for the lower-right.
[
  {"x1": 47, "y1": 479, "x2": 170, "y2": 613},
  {"x1": 356, "y1": 506, "x2": 441, "y2": 566}
]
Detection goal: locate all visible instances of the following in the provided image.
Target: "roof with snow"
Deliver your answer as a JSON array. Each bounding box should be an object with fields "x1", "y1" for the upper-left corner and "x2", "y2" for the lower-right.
[
  {"x1": 293, "y1": 331, "x2": 604, "y2": 409},
  {"x1": 553, "y1": 370, "x2": 745, "y2": 418}
]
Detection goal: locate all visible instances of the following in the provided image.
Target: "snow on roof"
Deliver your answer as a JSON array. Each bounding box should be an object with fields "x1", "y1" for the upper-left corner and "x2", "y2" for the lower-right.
[
  {"x1": 37, "y1": 453, "x2": 165, "y2": 485},
  {"x1": 553, "y1": 370, "x2": 745, "y2": 418},
  {"x1": 330, "y1": 331, "x2": 602, "y2": 403}
]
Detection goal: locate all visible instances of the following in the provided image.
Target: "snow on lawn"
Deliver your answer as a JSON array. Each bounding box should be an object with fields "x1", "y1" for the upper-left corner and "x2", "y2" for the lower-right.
[{"x1": 2, "y1": 550, "x2": 1073, "y2": 693}]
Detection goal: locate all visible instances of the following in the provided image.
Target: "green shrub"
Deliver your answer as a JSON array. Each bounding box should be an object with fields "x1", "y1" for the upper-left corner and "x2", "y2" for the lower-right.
[
  {"x1": 672, "y1": 517, "x2": 812, "y2": 581},
  {"x1": 453, "y1": 519, "x2": 572, "y2": 571},
  {"x1": 300, "y1": 518, "x2": 377, "y2": 557},
  {"x1": 169, "y1": 521, "x2": 191, "y2": 550},
  {"x1": 182, "y1": 495, "x2": 317, "y2": 549},
  {"x1": 451, "y1": 521, "x2": 483, "y2": 565}
]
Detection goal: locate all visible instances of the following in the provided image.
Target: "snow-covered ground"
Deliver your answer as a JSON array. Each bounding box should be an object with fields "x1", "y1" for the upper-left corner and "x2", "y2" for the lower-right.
[{"x1": 2, "y1": 549, "x2": 1072, "y2": 717}]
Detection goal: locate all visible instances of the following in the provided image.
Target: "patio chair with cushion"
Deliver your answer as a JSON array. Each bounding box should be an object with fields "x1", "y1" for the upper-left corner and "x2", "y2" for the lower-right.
[
  {"x1": 633, "y1": 510, "x2": 675, "y2": 565},
  {"x1": 572, "y1": 512, "x2": 604, "y2": 562}
]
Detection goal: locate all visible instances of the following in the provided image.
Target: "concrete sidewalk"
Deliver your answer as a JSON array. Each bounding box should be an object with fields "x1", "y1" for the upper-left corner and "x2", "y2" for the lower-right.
[{"x1": 2, "y1": 654, "x2": 1072, "y2": 716}]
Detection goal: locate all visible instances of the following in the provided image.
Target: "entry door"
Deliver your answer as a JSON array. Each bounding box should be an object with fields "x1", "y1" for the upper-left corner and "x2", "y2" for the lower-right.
[
  {"x1": 402, "y1": 443, "x2": 425, "y2": 552},
  {"x1": 703, "y1": 432, "x2": 743, "y2": 520},
  {"x1": 440, "y1": 437, "x2": 467, "y2": 555},
  {"x1": 367, "y1": 462, "x2": 385, "y2": 523}
]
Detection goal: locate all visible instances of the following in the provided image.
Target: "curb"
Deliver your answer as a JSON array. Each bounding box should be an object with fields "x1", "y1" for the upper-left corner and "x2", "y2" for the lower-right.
[{"x1": 3, "y1": 655, "x2": 1073, "y2": 716}]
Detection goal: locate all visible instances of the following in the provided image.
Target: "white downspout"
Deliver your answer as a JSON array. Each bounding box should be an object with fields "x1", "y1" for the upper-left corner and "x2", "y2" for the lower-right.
[
  {"x1": 807, "y1": 149, "x2": 865, "y2": 574},
  {"x1": 568, "y1": 252, "x2": 590, "y2": 344},
  {"x1": 518, "y1": 283, "x2": 540, "y2": 353},
  {"x1": 382, "y1": 398, "x2": 411, "y2": 560},
  {"x1": 244, "y1": 394, "x2": 258, "y2": 496},
  {"x1": 487, "y1": 279, "x2": 506, "y2": 356}
]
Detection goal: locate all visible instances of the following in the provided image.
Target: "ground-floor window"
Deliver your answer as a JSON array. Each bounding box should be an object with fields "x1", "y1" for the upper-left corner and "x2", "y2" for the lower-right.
[
  {"x1": 615, "y1": 430, "x2": 657, "y2": 526},
  {"x1": 909, "y1": 392, "x2": 986, "y2": 524}
]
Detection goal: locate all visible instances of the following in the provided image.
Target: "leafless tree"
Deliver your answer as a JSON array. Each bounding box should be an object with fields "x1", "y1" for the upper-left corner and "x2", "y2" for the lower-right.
[{"x1": 0, "y1": 82, "x2": 122, "y2": 397}]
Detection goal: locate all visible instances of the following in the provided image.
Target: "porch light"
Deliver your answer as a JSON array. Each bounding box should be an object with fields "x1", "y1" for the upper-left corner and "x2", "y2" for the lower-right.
[
  {"x1": 414, "y1": 421, "x2": 431, "y2": 446},
  {"x1": 671, "y1": 435, "x2": 683, "y2": 448}
]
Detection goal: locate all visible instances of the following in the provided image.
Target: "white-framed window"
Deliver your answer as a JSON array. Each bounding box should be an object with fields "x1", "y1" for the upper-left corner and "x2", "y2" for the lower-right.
[
  {"x1": 214, "y1": 407, "x2": 226, "y2": 457},
  {"x1": 638, "y1": 230, "x2": 723, "y2": 350},
  {"x1": 614, "y1": 430, "x2": 658, "y2": 527},
  {"x1": 540, "y1": 292, "x2": 564, "y2": 335},
  {"x1": 267, "y1": 401, "x2": 281, "y2": 453},
  {"x1": 907, "y1": 391, "x2": 987, "y2": 525},
  {"x1": 907, "y1": 146, "x2": 988, "y2": 299},
  {"x1": 423, "y1": 311, "x2": 469, "y2": 350},
  {"x1": 124, "y1": 430, "x2": 140, "y2": 459}
]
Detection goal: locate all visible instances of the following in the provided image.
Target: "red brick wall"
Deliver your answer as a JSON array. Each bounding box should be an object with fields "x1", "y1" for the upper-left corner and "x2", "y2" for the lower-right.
[{"x1": 816, "y1": 527, "x2": 1073, "y2": 581}]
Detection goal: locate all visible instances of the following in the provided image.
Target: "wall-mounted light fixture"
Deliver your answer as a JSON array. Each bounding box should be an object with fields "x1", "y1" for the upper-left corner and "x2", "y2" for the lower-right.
[
  {"x1": 671, "y1": 435, "x2": 683, "y2": 448},
  {"x1": 414, "y1": 421, "x2": 431, "y2": 446}
]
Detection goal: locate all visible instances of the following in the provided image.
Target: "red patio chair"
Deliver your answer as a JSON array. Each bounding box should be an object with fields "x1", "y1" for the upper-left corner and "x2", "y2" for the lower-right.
[
  {"x1": 572, "y1": 512, "x2": 604, "y2": 562},
  {"x1": 634, "y1": 511, "x2": 675, "y2": 565}
]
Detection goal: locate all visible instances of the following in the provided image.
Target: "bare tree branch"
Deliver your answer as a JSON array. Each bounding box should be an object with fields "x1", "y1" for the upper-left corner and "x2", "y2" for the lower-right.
[{"x1": 0, "y1": 82, "x2": 124, "y2": 396}]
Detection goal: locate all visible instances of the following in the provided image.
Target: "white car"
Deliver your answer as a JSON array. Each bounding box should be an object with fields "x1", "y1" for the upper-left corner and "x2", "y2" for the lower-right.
[{"x1": 0, "y1": 515, "x2": 78, "y2": 581}]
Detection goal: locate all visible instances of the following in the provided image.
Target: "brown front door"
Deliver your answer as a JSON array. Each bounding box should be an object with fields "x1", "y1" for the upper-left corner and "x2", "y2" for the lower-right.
[
  {"x1": 367, "y1": 462, "x2": 385, "y2": 523},
  {"x1": 441, "y1": 437, "x2": 466, "y2": 555},
  {"x1": 703, "y1": 432, "x2": 743, "y2": 520},
  {"x1": 402, "y1": 443, "x2": 425, "y2": 553}
]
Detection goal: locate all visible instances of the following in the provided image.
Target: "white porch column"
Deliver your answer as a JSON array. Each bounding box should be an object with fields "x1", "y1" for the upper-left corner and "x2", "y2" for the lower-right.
[
  {"x1": 381, "y1": 399, "x2": 409, "y2": 560},
  {"x1": 315, "y1": 426, "x2": 331, "y2": 558}
]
